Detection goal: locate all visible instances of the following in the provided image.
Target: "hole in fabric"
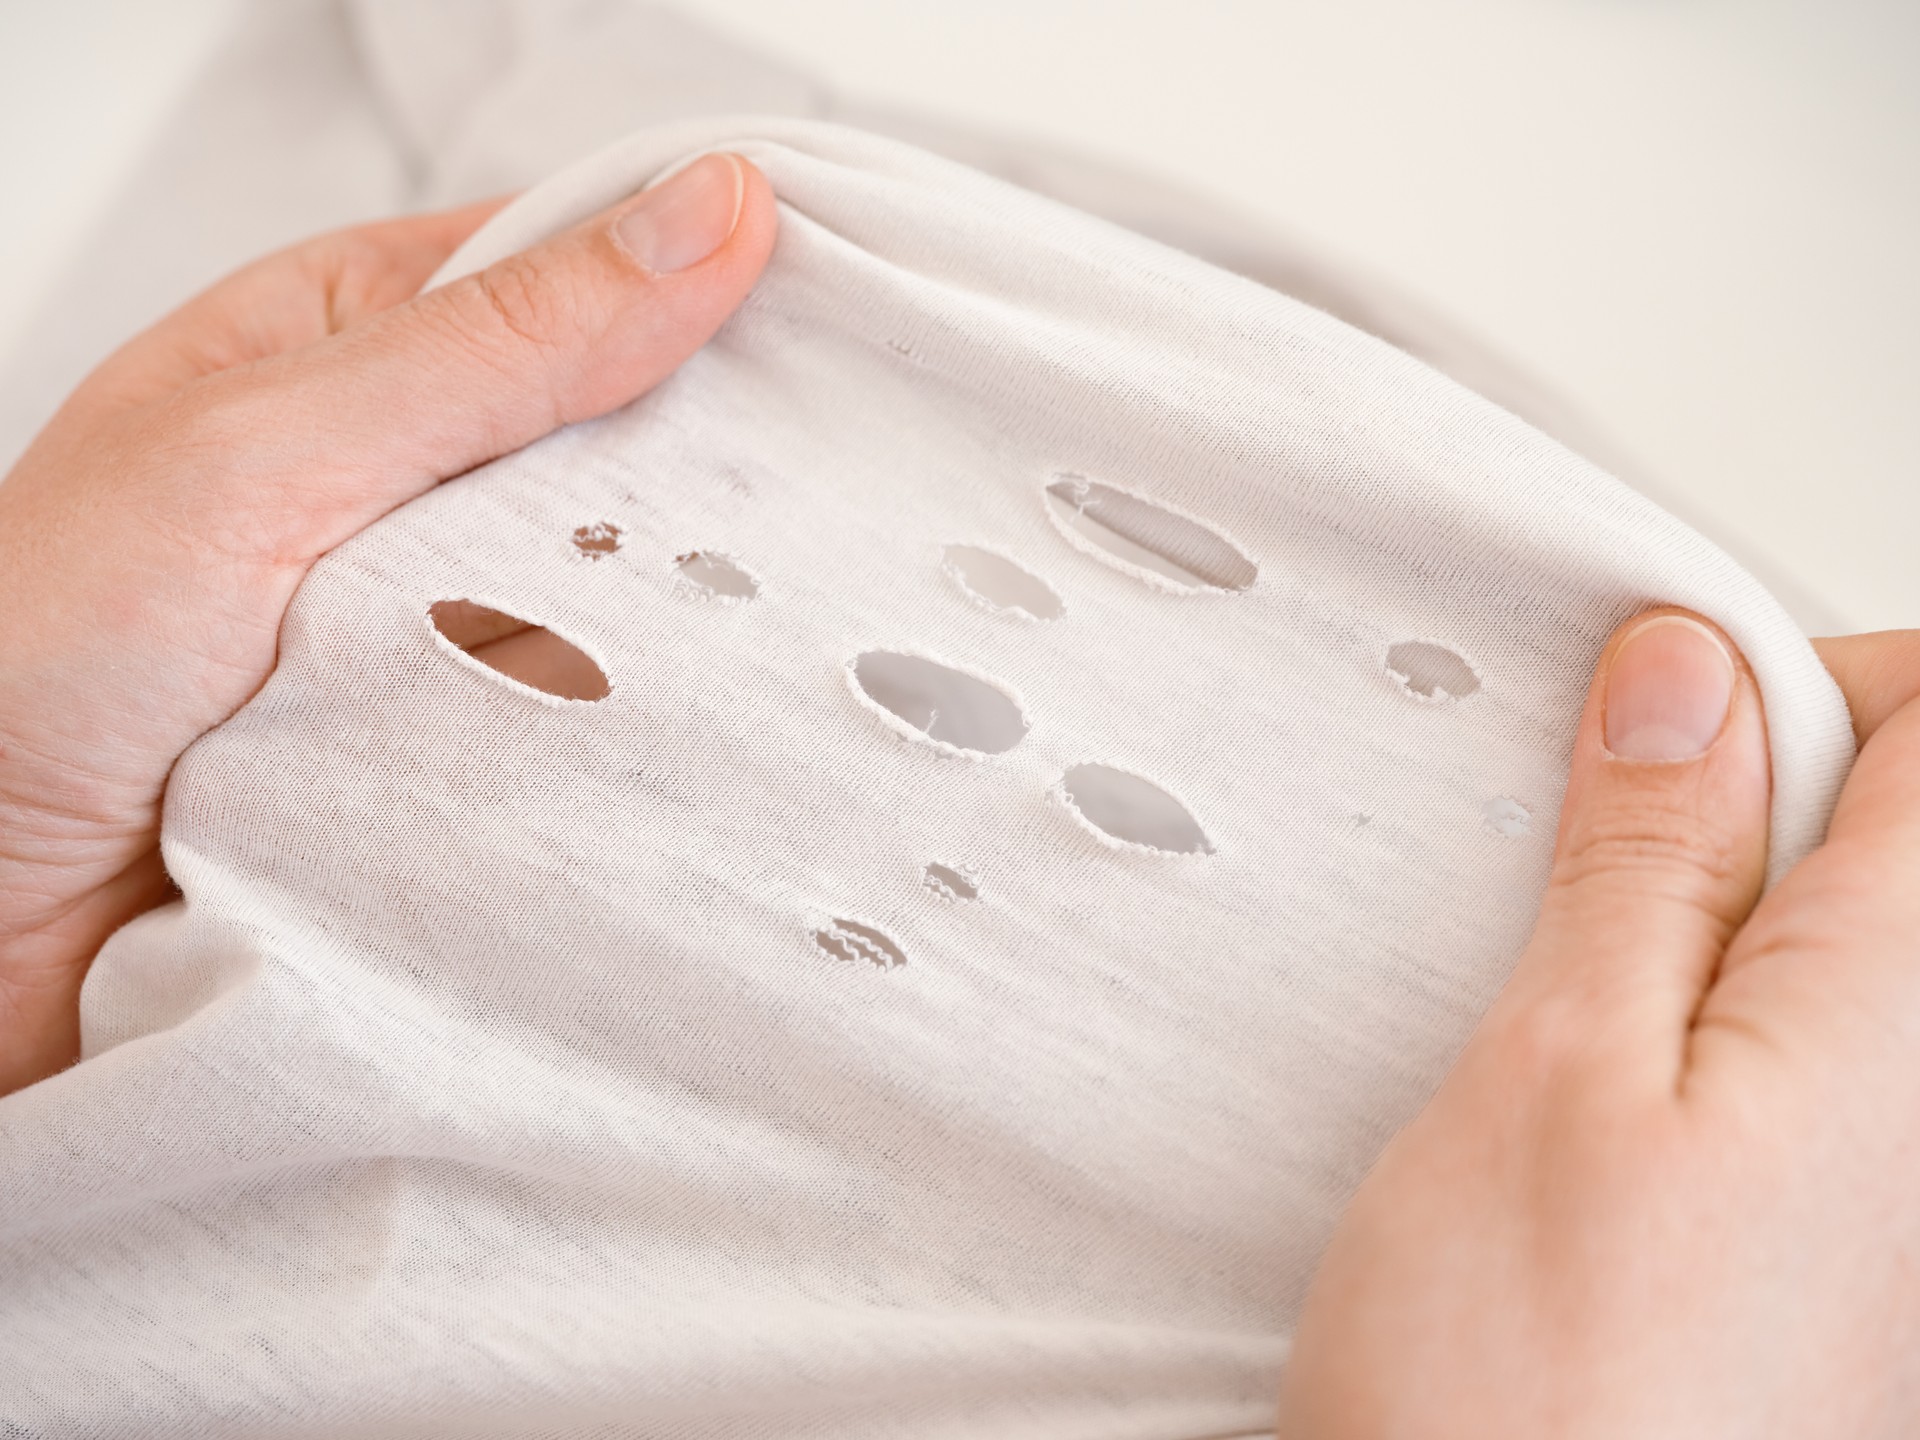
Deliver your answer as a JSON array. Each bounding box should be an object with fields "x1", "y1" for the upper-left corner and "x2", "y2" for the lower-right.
[
  {"x1": 675, "y1": 550, "x2": 759, "y2": 599},
  {"x1": 923, "y1": 862, "x2": 980, "y2": 901},
  {"x1": 1043, "y1": 475, "x2": 1256, "y2": 592},
  {"x1": 1385, "y1": 640, "x2": 1481, "y2": 703},
  {"x1": 1059, "y1": 763, "x2": 1214, "y2": 854},
  {"x1": 1483, "y1": 796, "x2": 1531, "y2": 838},
  {"x1": 943, "y1": 545, "x2": 1064, "y2": 620},
  {"x1": 849, "y1": 652, "x2": 1028, "y2": 754},
  {"x1": 428, "y1": 600, "x2": 610, "y2": 701},
  {"x1": 572, "y1": 521, "x2": 622, "y2": 557},
  {"x1": 814, "y1": 919, "x2": 908, "y2": 969}
]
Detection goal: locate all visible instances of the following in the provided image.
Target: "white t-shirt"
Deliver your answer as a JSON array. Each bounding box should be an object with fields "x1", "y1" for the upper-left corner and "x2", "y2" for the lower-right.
[{"x1": 0, "y1": 117, "x2": 1852, "y2": 1439}]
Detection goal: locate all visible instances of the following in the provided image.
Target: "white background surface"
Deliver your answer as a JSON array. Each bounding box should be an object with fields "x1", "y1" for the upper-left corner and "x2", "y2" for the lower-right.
[{"x1": 1, "y1": 0, "x2": 1914, "y2": 629}]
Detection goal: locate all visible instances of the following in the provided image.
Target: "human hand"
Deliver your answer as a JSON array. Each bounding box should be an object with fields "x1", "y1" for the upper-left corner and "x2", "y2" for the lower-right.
[
  {"x1": 1276, "y1": 612, "x2": 1920, "y2": 1436},
  {"x1": 0, "y1": 153, "x2": 777, "y2": 1095}
]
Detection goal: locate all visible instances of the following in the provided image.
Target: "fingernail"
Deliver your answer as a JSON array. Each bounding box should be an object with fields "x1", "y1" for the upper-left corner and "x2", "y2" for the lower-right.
[
  {"x1": 614, "y1": 153, "x2": 744, "y2": 274},
  {"x1": 1603, "y1": 615, "x2": 1737, "y2": 762}
]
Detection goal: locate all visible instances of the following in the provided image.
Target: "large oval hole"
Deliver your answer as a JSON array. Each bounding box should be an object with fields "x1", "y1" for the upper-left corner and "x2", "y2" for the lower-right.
[
  {"x1": 943, "y1": 545, "x2": 1064, "y2": 620},
  {"x1": 1385, "y1": 640, "x2": 1481, "y2": 702},
  {"x1": 1060, "y1": 763, "x2": 1213, "y2": 854},
  {"x1": 850, "y1": 652, "x2": 1028, "y2": 754},
  {"x1": 429, "y1": 600, "x2": 610, "y2": 701},
  {"x1": 1043, "y1": 476, "x2": 1256, "y2": 592}
]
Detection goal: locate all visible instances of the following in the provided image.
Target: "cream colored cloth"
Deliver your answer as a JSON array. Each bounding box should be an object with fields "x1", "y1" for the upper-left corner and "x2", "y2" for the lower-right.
[{"x1": 0, "y1": 114, "x2": 1853, "y2": 1438}]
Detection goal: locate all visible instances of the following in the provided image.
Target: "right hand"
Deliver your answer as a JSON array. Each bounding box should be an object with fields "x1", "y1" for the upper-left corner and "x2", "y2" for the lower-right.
[{"x1": 1277, "y1": 615, "x2": 1920, "y2": 1437}]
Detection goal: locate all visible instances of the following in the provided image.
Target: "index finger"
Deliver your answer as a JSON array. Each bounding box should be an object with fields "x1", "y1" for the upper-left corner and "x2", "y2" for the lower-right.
[
  {"x1": 68, "y1": 196, "x2": 514, "y2": 418},
  {"x1": 1811, "y1": 629, "x2": 1920, "y2": 746},
  {"x1": 1704, "y1": 674, "x2": 1920, "y2": 1073}
]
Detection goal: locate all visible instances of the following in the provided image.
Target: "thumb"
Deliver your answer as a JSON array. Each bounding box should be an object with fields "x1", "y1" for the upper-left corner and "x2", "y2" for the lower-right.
[
  {"x1": 175, "y1": 151, "x2": 776, "y2": 559},
  {"x1": 1495, "y1": 609, "x2": 1772, "y2": 1090}
]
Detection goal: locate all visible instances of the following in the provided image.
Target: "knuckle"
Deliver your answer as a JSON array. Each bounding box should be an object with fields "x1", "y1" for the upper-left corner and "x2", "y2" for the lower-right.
[
  {"x1": 466, "y1": 251, "x2": 583, "y2": 357},
  {"x1": 1552, "y1": 791, "x2": 1747, "y2": 900},
  {"x1": 305, "y1": 231, "x2": 399, "y2": 332},
  {"x1": 426, "y1": 252, "x2": 596, "y2": 436}
]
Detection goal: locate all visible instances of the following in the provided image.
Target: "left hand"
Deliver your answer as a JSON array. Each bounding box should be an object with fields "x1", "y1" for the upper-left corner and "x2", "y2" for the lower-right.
[{"x1": 0, "y1": 153, "x2": 777, "y2": 1095}]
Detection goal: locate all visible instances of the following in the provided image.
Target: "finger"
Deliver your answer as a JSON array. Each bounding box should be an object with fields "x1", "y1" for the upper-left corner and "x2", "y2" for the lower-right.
[
  {"x1": 160, "y1": 152, "x2": 775, "y2": 564},
  {"x1": 1822, "y1": 699, "x2": 1920, "y2": 857},
  {"x1": 1490, "y1": 609, "x2": 1772, "y2": 1089},
  {"x1": 1811, "y1": 629, "x2": 1920, "y2": 746},
  {"x1": 466, "y1": 628, "x2": 611, "y2": 700},
  {"x1": 1696, "y1": 673, "x2": 1920, "y2": 1077},
  {"x1": 428, "y1": 599, "x2": 535, "y2": 650},
  {"x1": 73, "y1": 197, "x2": 511, "y2": 415}
]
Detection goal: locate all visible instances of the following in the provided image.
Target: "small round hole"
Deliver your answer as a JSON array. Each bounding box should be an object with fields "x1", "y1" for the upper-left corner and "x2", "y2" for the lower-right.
[
  {"x1": 676, "y1": 551, "x2": 759, "y2": 599},
  {"x1": 572, "y1": 522, "x2": 622, "y2": 557},
  {"x1": 923, "y1": 862, "x2": 980, "y2": 901},
  {"x1": 814, "y1": 919, "x2": 908, "y2": 969}
]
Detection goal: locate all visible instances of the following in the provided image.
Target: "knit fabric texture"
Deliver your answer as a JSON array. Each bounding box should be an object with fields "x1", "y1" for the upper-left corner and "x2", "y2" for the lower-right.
[{"x1": 0, "y1": 119, "x2": 1855, "y2": 1439}]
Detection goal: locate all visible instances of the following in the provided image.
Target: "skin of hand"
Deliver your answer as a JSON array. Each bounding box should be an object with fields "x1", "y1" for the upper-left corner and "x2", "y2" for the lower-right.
[
  {"x1": 0, "y1": 153, "x2": 777, "y2": 1095},
  {"x1": 1276, "y1": 615, "x2": 1920, "y2": 1437}
]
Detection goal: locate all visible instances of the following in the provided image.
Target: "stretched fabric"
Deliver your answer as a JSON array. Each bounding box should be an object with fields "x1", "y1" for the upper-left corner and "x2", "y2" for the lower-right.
[{"x1": 0, "y1": 119, "x2": 1854, "y2": 1439}]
